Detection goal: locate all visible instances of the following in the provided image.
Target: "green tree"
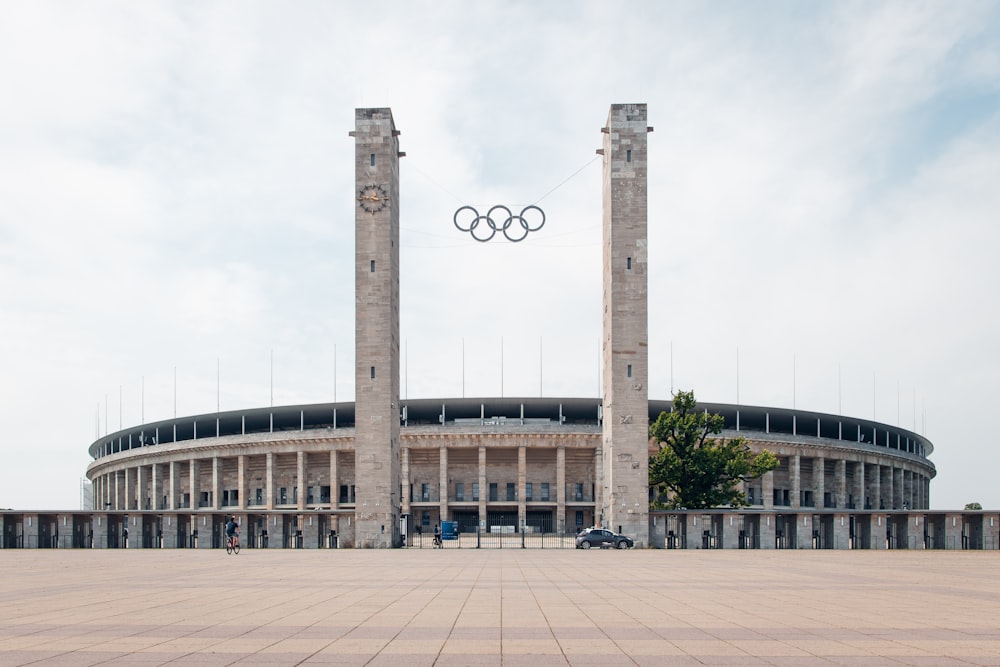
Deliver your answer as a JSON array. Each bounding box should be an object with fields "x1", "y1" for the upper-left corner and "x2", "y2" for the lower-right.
[
  {"x1": 649, "y1": 390, "x2": 779, "y2": 509},
  {"x1": 965, "y1": 502, "x2": 983, "y2": 510}
]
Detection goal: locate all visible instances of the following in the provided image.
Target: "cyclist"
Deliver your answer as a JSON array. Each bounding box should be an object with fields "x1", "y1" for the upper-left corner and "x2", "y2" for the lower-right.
[{"x1": 225, "y1": 516, "x2": 239, "y2": 549}]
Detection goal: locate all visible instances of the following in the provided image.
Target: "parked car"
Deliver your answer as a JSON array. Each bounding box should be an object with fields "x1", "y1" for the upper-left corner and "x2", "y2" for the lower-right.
[{"x1": 575, "y1": 527, "x2": 633, "y2": 549}]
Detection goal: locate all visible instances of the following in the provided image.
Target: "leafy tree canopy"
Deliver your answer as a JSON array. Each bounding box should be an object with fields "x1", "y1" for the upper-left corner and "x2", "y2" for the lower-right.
[
  {"x1": 965, "y1": 502, "x2": 983, "y2": 510},
  {"x1": 649, "y1": 390, "x2": 779, "y2": 510}
]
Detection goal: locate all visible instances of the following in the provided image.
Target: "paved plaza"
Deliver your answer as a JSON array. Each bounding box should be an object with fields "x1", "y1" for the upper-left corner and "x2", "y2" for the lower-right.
[{"x1": 1, "y1": 548, "x2": 999, "y2": 666}]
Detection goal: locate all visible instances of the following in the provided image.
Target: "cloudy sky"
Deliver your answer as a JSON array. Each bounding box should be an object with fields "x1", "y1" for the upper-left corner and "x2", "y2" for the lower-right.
[{"x1": 1, "y1": 1, "x2": 998, "y2": 511}]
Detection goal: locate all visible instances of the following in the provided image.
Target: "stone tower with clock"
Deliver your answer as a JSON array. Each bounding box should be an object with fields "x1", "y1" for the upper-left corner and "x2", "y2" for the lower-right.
[
  {"x1": 350, "y1": 108, "x2": 402, "y2": 548},
  {"x1": 600, "y1": 103, "x2": 651, "y2": 548}
]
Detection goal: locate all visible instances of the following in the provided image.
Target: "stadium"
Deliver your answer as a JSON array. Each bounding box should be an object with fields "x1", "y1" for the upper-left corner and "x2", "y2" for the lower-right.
[
  {"x1": 76, "y1": 395, "x2": 941, "y2": 551},
  {"x1": 5, "y1": 104, "x2": 994, "y2": 551}
]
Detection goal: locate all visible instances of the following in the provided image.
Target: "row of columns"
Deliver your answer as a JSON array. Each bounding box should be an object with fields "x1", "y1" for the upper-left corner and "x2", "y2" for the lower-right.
[
  {"x1": 89, "y1": 449, "x2": 932, "y2": 519},
  {"x1": 92, "y1": 451, "x2": 344, "y2": 513},
  {"x1": 652, "y1": 510, "x2": 999, "y2": 550},
  {"x1": 401, "y1": 444, "x2": 584, "y2": 534},
  {"x1": 760, "y1": 454, "x2": 930, "y2": 511}
]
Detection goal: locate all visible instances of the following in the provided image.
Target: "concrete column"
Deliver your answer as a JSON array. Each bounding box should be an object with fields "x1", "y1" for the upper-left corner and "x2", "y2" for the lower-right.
[
  {"x1": 151, "y1": 463, "x2": 161, "y2": 511},
  {"x1": 93, "y1": 512, "x2": 108, "y2": 549},
  {"x1": 330, "y1": 451, "x2": 339, "y2": 510},
  {"x1": 815, "y1": 456, "x2": 825, "y2": 508},
  {"x1": 478, "y1": 445, "x2": 487, "y2": 530},
  {"x1": 124, "y1": 469, "x2": 131, "y2": 511},
  {"x1": 168, "y1": 461, "x2": 177, "y2": 510},
  {"x1": 833, "y1": 513, "x2": 850, "y2": 549},
  {"x1": 836, "y1": 459, "x2": 847, "y2": 509},
  {"x1": 268, "y1": 513, "x2": 283, "y2": 549},
  {"x1": 762, "y1": 470, "x2": 774, "y2": 509},
  {"x1": 114, "y1": 470, "x2": 121, "y2": 511},
  {"x1": 189, "y1": 459, "x2": 199, "y2": 510},
  {"x1": 943, "y1": 513, "x2": 963, "y2": 550},
  {"x1": 212, "y1": 457, "x2": 222, "y2": 510},
  {"x1": 439, "y1": 446, "x2": 448, "y2": 522},
  {"x1": 870, "y1": 513, "x2": 886, "y2": 550},
  {"x1": 984, "y1": 514, "x2": 998, "y2": 551},
  {"x1": 721, "y1": 513, "x2": 739, "y2": 549},
  {"x1": 137, "y1": 465, "x2": 146, "y2": 511},
  {"x1": 297, "y1": 451, "x2": 306, "y2": 510},
  {"x1": 870, "y1": 463, "x2": 881, "y2": 510},
  {"x1": 401, "y1": 447, "x2": 411, "y2": 515},
  {"x1": 556, "y1": 445, "x2": 566, "y2": 534},
  {"x1": 238, "y1": 455, "x2": 247, "y2": 509},
  {"x1": 517, "y1": 445, "x2": 526, "y2": 531},
  {"x1": 685, "y1": 514, "x2": 701, "y2": 550},
  {"x1": 121, "y1": 468, "x2": 130, "y2": 510},
  {"x1": 760, "y1": 512, "x2": 776, "y2": 550},
  {"x1": 853, "y1": 460, "x2": 863, "y2": 509},
  {"x1": 797, "y1": 513, "x2": 813, "y2": 549},
  {"x1": 302, "y1": 513, "x2": 319, "y2": 549},
  {"x1": 266, "y1": 452, "x2": 274, "y2": 511},
  {"x1": 791, "y1": 454, "x2": 801, "y2": 508}
]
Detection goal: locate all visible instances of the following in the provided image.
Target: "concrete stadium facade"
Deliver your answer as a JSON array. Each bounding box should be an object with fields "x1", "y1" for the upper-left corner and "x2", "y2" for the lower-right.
[
  {"x1": 58, "y1": 395, "x2": 950, "y2": 552},
  {"x1": 5, "y1": 104, "x2": 981, "y2": 551}
]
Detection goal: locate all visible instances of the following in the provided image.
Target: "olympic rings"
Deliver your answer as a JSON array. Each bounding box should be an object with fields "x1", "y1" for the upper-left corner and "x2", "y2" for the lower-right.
[{"x1": 453, "y1": 204, "x2": 546, "y2": 242}]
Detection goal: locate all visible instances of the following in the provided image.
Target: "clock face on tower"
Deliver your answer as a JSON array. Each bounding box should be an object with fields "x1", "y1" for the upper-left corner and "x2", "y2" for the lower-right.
[{"x1": 357, "y1": 184, "x2": 387, "y2": 214}]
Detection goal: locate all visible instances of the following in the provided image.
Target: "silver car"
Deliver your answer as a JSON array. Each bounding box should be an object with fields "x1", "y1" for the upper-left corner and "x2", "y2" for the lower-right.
[{"x1": 575, "y1": 528, "x2": 633, "y2": 549}]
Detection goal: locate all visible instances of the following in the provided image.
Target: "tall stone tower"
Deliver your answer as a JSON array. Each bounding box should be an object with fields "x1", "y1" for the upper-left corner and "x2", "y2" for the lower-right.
[
  {"x1": 350, "y1": 108, "x2": 402, "y2": 548},
  {"x1": 601, "y1": 103, "x2": 651, "y2": 547}
]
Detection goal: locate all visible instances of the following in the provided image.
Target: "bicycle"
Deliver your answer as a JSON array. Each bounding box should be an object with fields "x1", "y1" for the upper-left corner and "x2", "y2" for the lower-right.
[{"x1": 225, "y1": 534, "x2": 240, "y2": 555}]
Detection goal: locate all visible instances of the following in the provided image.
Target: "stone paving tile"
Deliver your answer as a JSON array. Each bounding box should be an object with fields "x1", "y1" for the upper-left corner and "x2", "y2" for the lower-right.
[
  {"x1": 633, "y1": 657, "x2": 705, "y2": 666},
  {"x1": 691, "y1": 657, "x2": 773, "y2": 666},
  {"x1": 3, "y1": 549, "x2": 1000, "y2": 665},
  {"x1": 438, "y1": 638, "x2": 502, "y2": 654},
  {"x1": 824, "y1": 658, "x2": 910, "y2": 666},
  {"x1": 405, "y1": 657, "x2": 493, "y2": 667}
]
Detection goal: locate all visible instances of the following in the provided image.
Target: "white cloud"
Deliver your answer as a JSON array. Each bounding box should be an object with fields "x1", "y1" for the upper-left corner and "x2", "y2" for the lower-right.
[{"x1": 1, "y1": 1, "x2": 998, "y2": 510}]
